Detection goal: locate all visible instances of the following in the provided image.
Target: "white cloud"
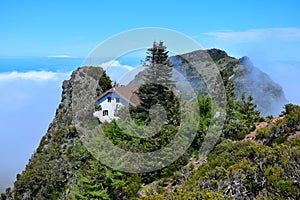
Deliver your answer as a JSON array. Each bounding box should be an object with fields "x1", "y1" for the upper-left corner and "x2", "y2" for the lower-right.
[
  {"x1": 98, "y1": 60, "x2": 134, "y2": 71},
  {"x1": 47, "y1": 55, "x2": 75, "y2": 58},
  {"x1": 196, "y1": 27, "x2": 300, "y2": 62},
  {"x1": 0, "y1": 71, "x2": 70, "y2": 82},
  {"x1": 205, "y1": 30, "x2": 262, "y2": 41},
  {"x1": 204, "y1": 28, "x2": 300, "y2": 41},
  {"x1": 0, "y1": 70, "x2": 66, "y2": 191}
]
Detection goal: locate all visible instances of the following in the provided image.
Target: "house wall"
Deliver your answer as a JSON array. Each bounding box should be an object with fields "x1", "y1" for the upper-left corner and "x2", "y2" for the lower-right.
[{"x1": 93, "y1": 92, "x2": 129, "y2": 123}]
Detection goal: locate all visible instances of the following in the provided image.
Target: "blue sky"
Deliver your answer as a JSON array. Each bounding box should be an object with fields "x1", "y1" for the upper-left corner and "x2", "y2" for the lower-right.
[
  {"x1": 0, "y1": 0, "x2": 299, "y2": 57},
  {"x1": 0, "y1": 0, "x2": 300, "y2": 191}
]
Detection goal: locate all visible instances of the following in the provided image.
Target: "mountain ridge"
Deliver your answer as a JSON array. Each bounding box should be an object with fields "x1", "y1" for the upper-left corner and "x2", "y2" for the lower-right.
[
  {"x1": 131, "y1": 48, "x2": 287, "y2": 116},
  {"x1": 1, "y1": 48, "x2": 294, "y2": 200}
]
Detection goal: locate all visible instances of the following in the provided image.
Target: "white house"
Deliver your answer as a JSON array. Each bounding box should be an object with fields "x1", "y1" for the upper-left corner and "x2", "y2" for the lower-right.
[{"x1": 93, "y1": 84, "x2": 140, "y2": 123}]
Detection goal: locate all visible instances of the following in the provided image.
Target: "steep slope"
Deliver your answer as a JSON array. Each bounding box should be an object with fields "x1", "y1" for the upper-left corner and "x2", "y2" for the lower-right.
[
  {"x1": 132, "y1": 49, "x2": 287, "y2": 116},
  {"x1": 138, "y1": 104, "x2": 300, "y2": 200},
  {"x1": 4, "y1": 67, "x2": 106, "y2": 199},
  {"x1": 139, "y1": 137, "x2": 300, "y2": 200}
]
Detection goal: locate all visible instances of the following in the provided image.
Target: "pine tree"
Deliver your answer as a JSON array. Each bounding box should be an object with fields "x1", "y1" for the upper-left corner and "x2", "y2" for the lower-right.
[
  {"x1": 142, "y1": 41, "x2": 174, "y2": 88},
  {"x1": 132, "y1": 41, "x2": 180, "y2": 126},
  {"x1": 221, "y1": 69, "x2": 260, "y2": 140},
  {"x1": 97, "y1": 71, "x2": 112, "y2": 96},
  {"x1": 237, "y1": 94, "x2": 260, "y2": 130}
]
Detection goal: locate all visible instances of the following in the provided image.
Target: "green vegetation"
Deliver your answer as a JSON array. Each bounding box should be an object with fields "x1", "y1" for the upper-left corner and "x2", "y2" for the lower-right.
[
  {"x1": 132, "y1": 41, "x2": 179, "y2": 126},
  {"x1": 256, "y1": 104, "x2": 300, "y2": 145},
  {"x1": 2, "y1": 45, "x2": 299, "y2": 200},
  {"x1": 97, "y1": 70, "x2": 112, "y2": 96},
  {"x1": 141, "y1": 137, "x2": 300, "y2": 199},
  {"x1": 221, "y1": 67, "x2": 261, "y2": 140}
]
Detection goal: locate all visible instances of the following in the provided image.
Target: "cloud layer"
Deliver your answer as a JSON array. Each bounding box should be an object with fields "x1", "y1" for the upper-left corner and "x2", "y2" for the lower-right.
[
  {"x1": 47, "y1": 55, "x2": 76, "y2": 58},
  {"x1": 98, "y1": 60, "x2": 134, "y2": 71},
  {"x1": 0, "y1": 70, "x2": 68, "y2": 191},
  {"x1": 0, "y1": 71, "x2": 70, "y2": 82},
  {"x1": 204, "y1": 28, "x2": 300, "y2": 41}
]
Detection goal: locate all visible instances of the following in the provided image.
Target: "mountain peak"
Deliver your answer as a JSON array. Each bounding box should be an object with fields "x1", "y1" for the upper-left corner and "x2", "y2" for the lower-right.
[{"x1": 206, "y1": 48, "x2": 228, "y2": 57}]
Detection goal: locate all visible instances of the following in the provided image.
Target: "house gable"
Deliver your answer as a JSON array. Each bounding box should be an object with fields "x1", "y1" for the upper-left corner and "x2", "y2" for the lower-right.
[
  {"x1": 94, "y1": 84, "x2": 140, "y2": 123},
  {"x1": 96, "y1": 85, "x2": 140, "y2": 106},
  {"x1": 96, "y1": 92, "x2": 130, "y2": 107}
]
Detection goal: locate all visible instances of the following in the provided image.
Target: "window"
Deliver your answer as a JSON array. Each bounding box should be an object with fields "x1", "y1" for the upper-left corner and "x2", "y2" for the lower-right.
[
  {"x1": 103, "y1": 110, "x2": 108, "y2": 116},
  {"x1": 116, "y1": 97, "x2": 120, "y2": 103},
  {"x1": 107, "y1": 97, "x2": 111, "y2": 103}
]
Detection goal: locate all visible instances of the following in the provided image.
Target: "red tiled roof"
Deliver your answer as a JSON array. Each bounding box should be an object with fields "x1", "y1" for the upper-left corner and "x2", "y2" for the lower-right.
[{"x1": 96, "y1": 84, "x2": 141, "y2": 106}]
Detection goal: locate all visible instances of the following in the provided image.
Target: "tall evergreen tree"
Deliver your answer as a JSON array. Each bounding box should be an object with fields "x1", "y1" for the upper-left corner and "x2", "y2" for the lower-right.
[
  {"x1": 221, "y1": 69, "x2": 260, "y2": 140},
  {"x1": 99, "y1": 71, "x2": 112, "y2": 91},
  {"x1": 132, "y1": 41, "x2": 180, "y2": 126},
  {"x1": 142, "y1": 41, "x2": 174, "y2": 87}
]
